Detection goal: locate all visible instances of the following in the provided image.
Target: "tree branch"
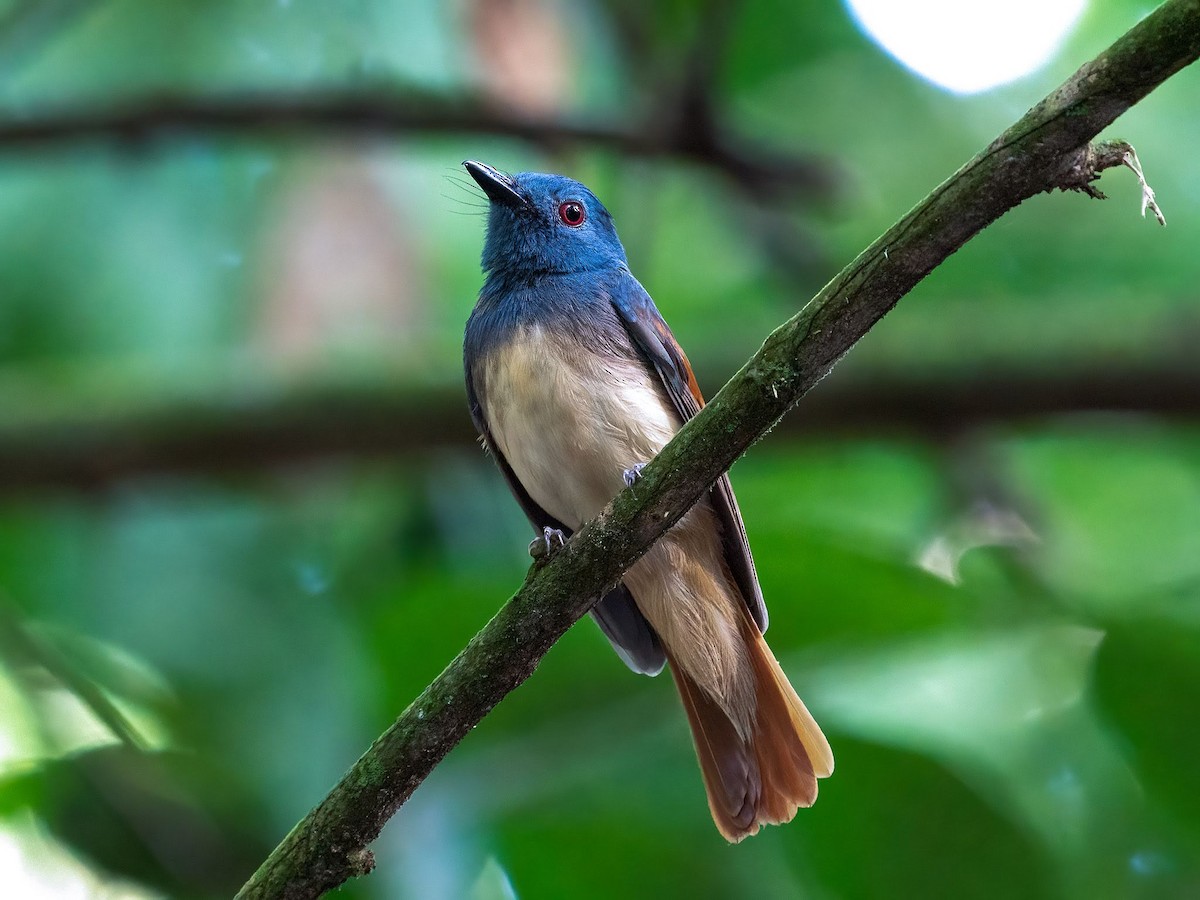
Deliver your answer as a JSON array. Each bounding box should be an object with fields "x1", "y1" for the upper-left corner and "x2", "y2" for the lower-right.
[
  {"x1": 0, "y1": 90, "x2": 834, "y2": 200},
  {"x1": 237, "y1": 3, "x2": 1200, "y2": 897},
  {"x1": 3, "y1": 362, "x2": 1200, "y2": 492}
]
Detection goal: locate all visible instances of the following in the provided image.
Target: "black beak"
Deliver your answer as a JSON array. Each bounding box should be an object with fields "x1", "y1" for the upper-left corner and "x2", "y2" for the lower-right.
[{"x1": 463, "y1": 160, "x2": 527, "y2": 209}]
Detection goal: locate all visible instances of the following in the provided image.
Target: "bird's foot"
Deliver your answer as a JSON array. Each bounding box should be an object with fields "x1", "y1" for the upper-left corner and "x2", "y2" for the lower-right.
[
  {"x1": 529, "y1": 526, "x2": 567, "y2": 561},
  {"x1": 623, "y1": 462, "x2": 648, "y2": 487}
]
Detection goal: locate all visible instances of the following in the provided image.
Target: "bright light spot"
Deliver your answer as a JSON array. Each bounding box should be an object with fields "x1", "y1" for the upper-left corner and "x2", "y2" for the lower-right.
[
  {"x1": 845, "y1": 0, "x2": 1088, "y2": 94},
  {"x1": 0, "y1": 818, "x2": 157, "y2": 899}
]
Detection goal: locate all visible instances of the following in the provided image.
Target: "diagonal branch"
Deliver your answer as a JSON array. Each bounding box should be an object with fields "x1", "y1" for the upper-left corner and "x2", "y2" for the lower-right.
[{"x1": 236, "y1": 3, "x2": 1200, "y2": 897}]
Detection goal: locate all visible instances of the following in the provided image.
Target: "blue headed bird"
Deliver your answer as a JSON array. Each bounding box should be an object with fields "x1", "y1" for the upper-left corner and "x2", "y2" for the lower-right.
[{"x1": 462, "y1": 160, "x2": 833, "y2": 841}]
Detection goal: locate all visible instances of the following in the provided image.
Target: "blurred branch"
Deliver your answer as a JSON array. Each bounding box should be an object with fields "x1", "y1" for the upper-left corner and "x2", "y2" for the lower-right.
[
  {"x1": 4, "y1": 363, "x2": 1200, "y2": 492},
  {"x1": 0, "y1": 373, "x2": 468, "y2": 493},
  {"x1": 0, "y1": 90, "x2": 834, "y2": 200},
  {"x1": 235, "y1": 3, "x2": 1200, "y2": 897}
]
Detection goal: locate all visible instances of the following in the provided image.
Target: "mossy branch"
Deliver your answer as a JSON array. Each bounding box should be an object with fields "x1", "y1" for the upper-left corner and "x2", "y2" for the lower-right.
[{"x1": 237, "y1": 3, "x2": 1200, "y2": 897}]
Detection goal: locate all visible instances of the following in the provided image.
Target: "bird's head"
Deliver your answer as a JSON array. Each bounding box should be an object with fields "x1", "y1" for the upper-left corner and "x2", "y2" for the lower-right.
[{"x1": 463, "y1": 160, "x2": 628, "y2": 277}]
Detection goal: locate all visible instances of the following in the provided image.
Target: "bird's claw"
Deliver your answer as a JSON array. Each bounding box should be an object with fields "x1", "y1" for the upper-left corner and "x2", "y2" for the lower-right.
[
  {"x1": 623, "y1": 463, "x2": 648, "y2": 487},
  {"x1": 529, "y1": 526, "x2": 567, "y2": 561}
]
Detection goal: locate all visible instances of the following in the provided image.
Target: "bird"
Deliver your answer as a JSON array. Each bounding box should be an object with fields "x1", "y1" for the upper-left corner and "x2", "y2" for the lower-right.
[{"x1": 461, "y1": 160, "x2": 833, "y2": 841}]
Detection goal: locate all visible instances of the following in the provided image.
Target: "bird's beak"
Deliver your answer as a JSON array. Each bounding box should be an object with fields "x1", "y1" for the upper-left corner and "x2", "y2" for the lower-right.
[{"x1": 463, "y1": 160, "x2": 527, "y2": 209}]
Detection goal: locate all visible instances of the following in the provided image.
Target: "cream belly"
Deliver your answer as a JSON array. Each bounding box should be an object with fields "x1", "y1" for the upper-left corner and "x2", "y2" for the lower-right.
[
  {"x1": 480, "y1": 324, "x2": 755, "y2": 721},
  {"x1": 480, "y1": 324, "x2": 678, "y2": 528}
]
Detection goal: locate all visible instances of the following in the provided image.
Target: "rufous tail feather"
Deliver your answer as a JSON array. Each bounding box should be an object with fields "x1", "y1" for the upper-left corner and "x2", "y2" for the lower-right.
[{"x1": 669, "y1": 616, "x2": 833, "y2": 842}]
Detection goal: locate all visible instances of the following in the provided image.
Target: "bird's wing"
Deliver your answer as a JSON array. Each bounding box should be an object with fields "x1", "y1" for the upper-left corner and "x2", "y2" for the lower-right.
[
  {"x1": 609, "y1": 273, "x2": 768, "y2": 633},
  {"x1": 466, "y1": 366, "x2": 666, "y2": 674}
]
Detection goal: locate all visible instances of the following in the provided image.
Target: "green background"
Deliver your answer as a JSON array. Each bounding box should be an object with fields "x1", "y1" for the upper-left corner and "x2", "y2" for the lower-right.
[{"x1": 0, "y1": 1, "x2": 1197, "y2": 897}]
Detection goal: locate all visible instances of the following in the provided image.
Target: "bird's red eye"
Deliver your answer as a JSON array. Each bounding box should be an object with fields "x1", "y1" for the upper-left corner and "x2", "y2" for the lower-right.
[{"x1": 558, "y1": 200, "x2": 586, "y2": 227}]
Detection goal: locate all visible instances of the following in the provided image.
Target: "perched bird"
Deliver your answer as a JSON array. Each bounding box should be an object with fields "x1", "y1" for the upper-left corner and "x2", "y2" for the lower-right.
[{"x1": 462, "y1": 160, "x2": 833, "y2": 841}]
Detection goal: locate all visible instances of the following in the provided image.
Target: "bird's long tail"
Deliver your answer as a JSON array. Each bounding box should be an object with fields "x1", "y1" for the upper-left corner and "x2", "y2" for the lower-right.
[{"x1": 669, "y1": 616, "x2": 834, "y2": 842}]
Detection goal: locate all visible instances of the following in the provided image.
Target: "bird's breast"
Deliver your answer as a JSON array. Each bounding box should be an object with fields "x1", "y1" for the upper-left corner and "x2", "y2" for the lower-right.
[{"x1": 479, "y1": 323, "x2": 679, "y2": 529}]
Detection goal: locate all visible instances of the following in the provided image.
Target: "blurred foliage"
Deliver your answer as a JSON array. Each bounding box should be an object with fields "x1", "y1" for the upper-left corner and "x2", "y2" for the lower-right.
[{"x1": 0, "y1": 0, "x2": 1197, "y2": 898}]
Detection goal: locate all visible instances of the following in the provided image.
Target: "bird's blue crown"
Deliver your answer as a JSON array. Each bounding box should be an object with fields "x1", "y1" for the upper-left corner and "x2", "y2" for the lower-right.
[{"x1": 465, "y1": 163, "x2": 629, "y2": 278}]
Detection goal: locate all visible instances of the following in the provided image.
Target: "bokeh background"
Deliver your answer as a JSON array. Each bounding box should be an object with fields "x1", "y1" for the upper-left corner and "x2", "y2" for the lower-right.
[{"x1": 0, "y1": 1, "x2": 1197, "y2": 897}]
